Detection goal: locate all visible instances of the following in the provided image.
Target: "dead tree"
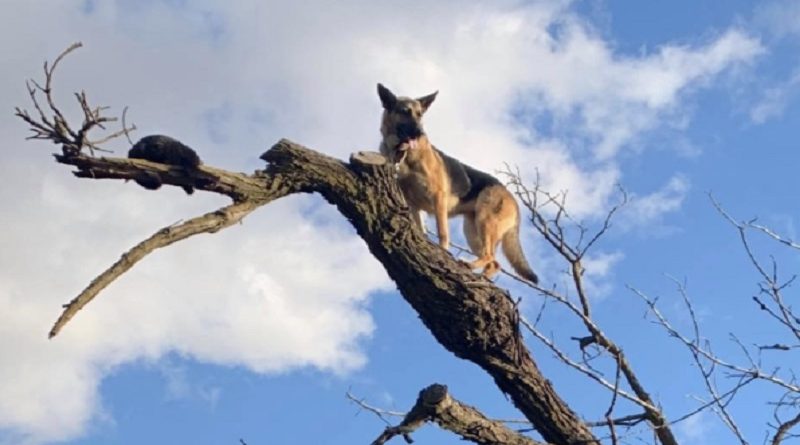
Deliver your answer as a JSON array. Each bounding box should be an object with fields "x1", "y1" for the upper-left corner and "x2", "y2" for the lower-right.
[
  {"x1": 17, "y1": 43, "x2": 599, "y2": 445},
  {"x1": 25, "y1": 43, "x2": 795, "y2": 445}
]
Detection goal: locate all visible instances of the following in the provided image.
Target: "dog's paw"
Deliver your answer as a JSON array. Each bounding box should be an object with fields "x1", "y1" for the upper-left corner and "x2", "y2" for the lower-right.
[
  {"x1": 482, "y1": 261, "x2": 501, "y2": 280},
  {"x1": 459, "y1": 259, "x2": 475, "y2": 270}
]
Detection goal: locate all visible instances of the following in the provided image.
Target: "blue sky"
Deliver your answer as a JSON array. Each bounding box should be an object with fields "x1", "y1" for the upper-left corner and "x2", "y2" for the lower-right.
[{"x1": 1, "y1": 1, "x2": 799, "y2": 444}]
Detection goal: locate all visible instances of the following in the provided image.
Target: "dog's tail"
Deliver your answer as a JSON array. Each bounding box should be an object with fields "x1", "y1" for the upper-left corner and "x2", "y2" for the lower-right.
[{"x1": 501, "y1": 223, "x2": 539, "y2": 284}]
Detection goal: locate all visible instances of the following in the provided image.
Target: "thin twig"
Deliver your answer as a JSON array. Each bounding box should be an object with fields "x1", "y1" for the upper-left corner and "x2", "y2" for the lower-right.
[{"x1": 15, "y1": 42, "x2": 136, "y2": 156}]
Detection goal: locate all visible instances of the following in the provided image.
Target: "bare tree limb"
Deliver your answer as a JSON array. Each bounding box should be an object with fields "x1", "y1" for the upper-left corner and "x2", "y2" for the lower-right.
[
  {"x1": 346, "y1": 390, "x2": 535, "y2": 427},
  {"x1": 346, "y1": 391, "x2": 405, "y2": 425},
  {"x1": 503, "y1": 171, "x2": 679, "y2": 445},
  {"x1": 49, "y1": 200, "x2": 262, "y2": 338},
  {"x1": 631, "y1": 285, "x2": 798, "y2": 392},
  {"x1": 772, "y1": 410, "x2": 800, "y2": 445},
  {"x1": 710, "y1": 195, "x2": 800, "y2": 344},
  {"x1": 668, "y1": 276, "x2": 748, "y2": 444},
  {"x1": 519, "y1": 316, "x2": 656, "y2": 412},
  {"x1": 370, "y1": 384, "x2": 547, "y2": 445},
  {"x1": 604, "y1": 355, "x2": 623, "y2": 445},
  {"x1": 15, "y1": 42, "x2": 135, "y2": 155}
]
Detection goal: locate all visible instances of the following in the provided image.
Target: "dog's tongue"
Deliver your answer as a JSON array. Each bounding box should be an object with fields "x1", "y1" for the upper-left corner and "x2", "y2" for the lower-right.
[{"x1": 407, "y1": 138, "x2": 418, "y2": 150}]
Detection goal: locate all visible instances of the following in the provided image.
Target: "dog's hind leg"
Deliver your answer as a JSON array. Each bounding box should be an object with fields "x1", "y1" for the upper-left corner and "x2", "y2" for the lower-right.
[
  {"x1": 463, "y1": 213, "x2": 500, "y2": 278},
  {"x1": 464, "y1": 212, "x2": 501, "y2": 279},
  {"x1": 463, "y1": 213, "x2": 482, "y2": 254}
]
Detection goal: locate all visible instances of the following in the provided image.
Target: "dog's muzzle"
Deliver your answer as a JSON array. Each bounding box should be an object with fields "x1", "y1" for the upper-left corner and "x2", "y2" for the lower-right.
[
  {"x1": 396, "y1": 122, "x2": 423, "y2": 141},
  {"x1": 392, "y1": 123, "x2": 424, "y2": 164}
]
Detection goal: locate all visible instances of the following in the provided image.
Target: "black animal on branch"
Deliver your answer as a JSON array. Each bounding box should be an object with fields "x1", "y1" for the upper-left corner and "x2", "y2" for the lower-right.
[{"x1": 128, "y1": 135, "x2": 202, "y2": 194}]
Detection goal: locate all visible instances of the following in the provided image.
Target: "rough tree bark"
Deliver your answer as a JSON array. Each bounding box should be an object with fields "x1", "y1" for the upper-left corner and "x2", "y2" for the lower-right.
[{"x1": 369, "y1": 384, "x2": 545, "y2": 445}]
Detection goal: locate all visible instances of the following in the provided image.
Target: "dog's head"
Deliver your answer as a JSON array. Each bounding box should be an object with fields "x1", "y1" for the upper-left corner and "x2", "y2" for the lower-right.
[{"x1": 378, "y1": 83, "x2": 438, "y2": 162}]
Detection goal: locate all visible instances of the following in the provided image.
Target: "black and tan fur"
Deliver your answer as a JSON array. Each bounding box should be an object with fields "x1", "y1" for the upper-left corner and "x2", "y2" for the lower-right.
[{"x1": 377, "y1": 83, "x2": 538, "y2": 283}]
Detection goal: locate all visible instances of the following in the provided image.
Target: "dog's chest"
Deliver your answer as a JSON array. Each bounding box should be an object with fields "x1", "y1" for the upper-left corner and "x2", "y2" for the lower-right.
[
  {"x1": 397, "y1": 167, "x2": 437, "y2": 211},
  {"x1": 396, "y1": 159, "x2": 461, "y2": 213}
]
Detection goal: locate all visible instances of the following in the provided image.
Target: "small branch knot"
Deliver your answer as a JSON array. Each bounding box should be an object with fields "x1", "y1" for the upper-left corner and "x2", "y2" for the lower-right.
[
  {"x1": 420, "y1": 384, "x2": 448, "y2": 408},
  {"x1": 350, "y1": 150, "x2": 388, "y2": 167}
]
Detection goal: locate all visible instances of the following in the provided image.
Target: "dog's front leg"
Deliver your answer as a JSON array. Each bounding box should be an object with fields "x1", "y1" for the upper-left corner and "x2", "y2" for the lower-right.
[{"x1": 435, "y1": 191, "x2": 450, "y2": 250}]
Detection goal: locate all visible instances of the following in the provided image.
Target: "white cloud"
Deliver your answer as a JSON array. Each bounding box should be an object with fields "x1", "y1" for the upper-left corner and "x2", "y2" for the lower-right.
[
  {"x1": 748, "y1": 0, "x2": 800, "y2": 123},
  {"x1": 750, "y1": 69, "x2": 800, "y2": 123},
  {"x1": 675, "y1": 411, "x2": 715, "y2": 444},
  {"x1": 622, "y1": 175, "x2": 691, "y2": 228},
  {"x1": 0, "y1": 189, "x2": 389, "y2": 444},
  {"x1": 581, "y1": 251, "x2": 624, "y2": 298},
  {"x1": 755, "y1": 0, "x2": 800, "y2": 40},
  {"x1": 159, "y1": 360, "x2": 221, "y2": 407},
  {"x1": 0, "y1": 0, "x2": 763, "y2": 443},
  {"x1": 346, "y1": 8, "x2": 759, "y2": 214}
]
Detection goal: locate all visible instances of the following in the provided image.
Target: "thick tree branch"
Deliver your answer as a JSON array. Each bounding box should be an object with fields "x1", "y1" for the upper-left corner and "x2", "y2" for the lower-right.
[
  {"x1": 370, "y1": 384, "x2": 546, "y2": 445},
  {"x1": 261, "y1": 143, "x2": 599, "y2": 444},
  {"x1": 54, "y1": 153, "x2": 278, "y2": 202}
]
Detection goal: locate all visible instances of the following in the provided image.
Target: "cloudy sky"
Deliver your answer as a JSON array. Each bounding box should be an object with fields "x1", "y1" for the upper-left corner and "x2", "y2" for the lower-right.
[{"x1": 2, "y1": 1, "x2": 799, "y2": 444}]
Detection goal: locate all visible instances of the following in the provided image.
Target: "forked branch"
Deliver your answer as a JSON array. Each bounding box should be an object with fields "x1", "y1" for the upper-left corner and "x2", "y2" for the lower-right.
[
  {"x1": 502, "y1": 169, "x2": 678, "y2": 445},
  {"x1": 14, "y1": 42, "x2": 135, "y2": 156}
]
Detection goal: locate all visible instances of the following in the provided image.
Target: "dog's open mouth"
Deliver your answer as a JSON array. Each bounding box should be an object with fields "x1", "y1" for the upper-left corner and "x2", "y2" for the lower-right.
[
  {"x1": 394, "y1": 137, "x2": 420, "y2": 164},
  {"x1": 392, "y1": 122, "x2": 423, "y2": 164}
]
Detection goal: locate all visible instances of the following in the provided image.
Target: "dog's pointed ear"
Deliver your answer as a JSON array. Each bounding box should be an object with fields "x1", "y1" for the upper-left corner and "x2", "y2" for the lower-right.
[
  {"x1": 417, "y1": 90, "x2": 438, "y2": 113},
  {"x1": 377, "y1": 83, "x2": 397, "y2": 110}
]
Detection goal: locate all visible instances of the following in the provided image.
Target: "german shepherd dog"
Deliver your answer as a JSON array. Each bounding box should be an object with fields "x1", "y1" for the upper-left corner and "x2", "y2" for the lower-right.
[{"x1": 377, "y1": 84, "x2": 539, "y2": 284}]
